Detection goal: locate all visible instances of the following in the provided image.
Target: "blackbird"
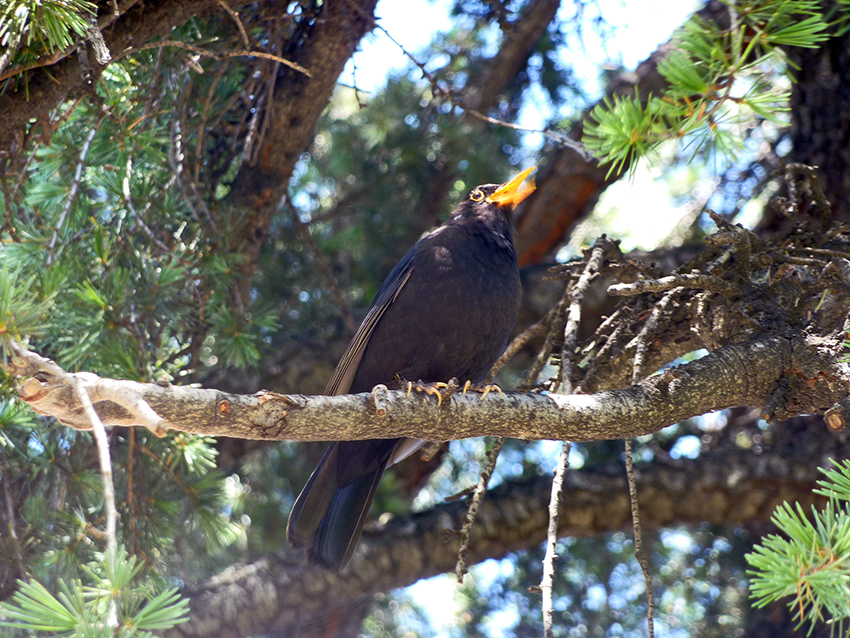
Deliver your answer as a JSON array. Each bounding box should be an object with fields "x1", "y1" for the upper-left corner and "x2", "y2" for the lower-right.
[{"x1": 287, "y1": 167, "x2": 535, "y2": 570}]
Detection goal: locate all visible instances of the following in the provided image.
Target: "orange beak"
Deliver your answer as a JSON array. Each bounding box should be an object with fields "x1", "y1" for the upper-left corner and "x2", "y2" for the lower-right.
[{"x1": 487, "y1": 167, "x2": 536, "y2": 209}]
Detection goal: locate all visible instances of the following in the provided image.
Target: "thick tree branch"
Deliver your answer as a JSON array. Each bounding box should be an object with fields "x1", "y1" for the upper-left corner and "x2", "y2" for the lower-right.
[
  {"x1": 0, "y1": 0, "x2": 219, "y2": 154},
  {"x1": 9, "y1": 332, "x2": 848, "y2": 444},
  {"x1": 166, "y1": 444, "x2": 836, "y2": 638}
]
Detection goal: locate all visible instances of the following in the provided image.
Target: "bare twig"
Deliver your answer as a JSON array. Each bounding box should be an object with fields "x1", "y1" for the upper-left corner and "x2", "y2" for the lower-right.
[
  {"x1": 631, "y1": 291, "x2": 675, "y2": 383},
  {"x1": 362, "y1": 14, "x2": 586, "y2": 155},
  {"x1": 537, "y1": 240, "x2": 610, "y2": 635},
  {"x1": 624, "y1": 440, "x2": 654, "y2": 638},
  {"x1": 560, "y1": 239, "x2": 610, "y2": 393},
  {"x1": 453, "y1": 437, "x2": 505, "y2": 583},
  {"x1": 127, "y1": 429, "x2": 138, "y2": 555},
  {"x1": 533, "y1": 439, "x2": 571, "y2": 638},
  {"x1": 122, "y1": 39, "x2": 311, "y2": 77},
  {"x1": 518, "y1": 295, "x2": 568, "y2": 391},
  {"x1": 194, "y1": 64, "x2": 227, "y2": 184},
  {"x1": 609, "y1": 273, "x2": 740, "y2": 298},
  {"x1": 0, "y1": 48, "x2": 68, "y2": 83},
  {"x1": 46, "y1": 121, "x2": 101, "y2": 266},
  {"x1": 241, "y1": 91, "x2": 267, "y2": 166},
  {"x1": 216, "y1": 0, "x2": 251, "y2": 48},
  {"x1": 624, "y1": 288, "x2": 667, "y2": 638},
  {"x1": 791, "y1": 247, "x2": 850, "y2": 260}
]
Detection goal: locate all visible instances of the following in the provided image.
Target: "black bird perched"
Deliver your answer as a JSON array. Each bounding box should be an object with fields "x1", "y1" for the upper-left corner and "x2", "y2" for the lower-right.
[{"x1": 287, "y1": 167, "x2": 535, "y2": 570}]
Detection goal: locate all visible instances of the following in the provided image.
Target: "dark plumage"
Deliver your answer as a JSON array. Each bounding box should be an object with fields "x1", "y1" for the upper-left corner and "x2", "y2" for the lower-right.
[{"x1": 287, "y1": 168, "x2": 535, "y2": 570}]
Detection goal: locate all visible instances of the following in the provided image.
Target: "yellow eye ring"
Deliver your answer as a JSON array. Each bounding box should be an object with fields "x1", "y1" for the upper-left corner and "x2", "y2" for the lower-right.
[{"x1": 470, "y1": 189, "x2": 485, "y2": 202}]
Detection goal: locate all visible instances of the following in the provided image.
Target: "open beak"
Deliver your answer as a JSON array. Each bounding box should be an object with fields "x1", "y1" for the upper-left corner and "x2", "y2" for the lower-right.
[{"x1": 487, "y1": 167, "x2": 536, "y2": 209}]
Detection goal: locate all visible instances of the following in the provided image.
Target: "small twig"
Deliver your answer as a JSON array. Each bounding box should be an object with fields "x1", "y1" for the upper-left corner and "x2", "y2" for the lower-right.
[
  {"x1": 574, "y1": 310, "x2": 631, "y2": 395},
  {"x1": 241, "y1": 90, "x2": 266, "y2": 166},
  {"x1": 255, "y1": 61, "x2": 280, "y2": 165},
  {"x1": 791, "y1": 247, "x2": 850, "y2": 260},
  {"x1": 0, "y1": 48, "x2": 68, "y2": 83},
  {"x1": 453, "y1": 437, "x2": 505, "y2": 583},
  {"x1": 693, "y1": 291, "x2": 721, "y2": 351},
  {"x1": 122, "y1": 39, "x2": 311, "y2": 76},
  {"x1": 444, "y1": 484, "x2": 477, "y2": 502},
  {"x1": 609, "y1": 272, "x2": 740, "y2": 299},
  {"x1": 46, "y1": 122, "x2": 101, "y2": 266},
  {"x1": 216, "y1": 0, "x2": 251, "y2": 48},
  {"x1": 370, "y1": 384, "x2": 388, "y2": 417},
  {"x1": 536, "y1": 440, "x2": 571, "y2": 638},
  {"x1": 625, "y1": 440, "x2": 654, "y2": 638},
  {"x1": 776, "y1": 254, "x2": 827, "y2": 267},
  {"x1": 518, "y1": 290, "x2": 572, "y2": 392},
  {"x1": 194, "y1": 64, "x2": 226, "y2": 184},
  {"x1": 127, "y1": 428, "x2": 138, "y2": 555},
  {"x1": 363, "y1": 14, "x2": 586, "y2": 155},
  {"x1": 85, "y1": 14, "x2": 112, "y2": 65},
  {"x1": 287, "y1": 200, "x2": 355, "y2": 332},
  {"x1": 560, "y1": 240, "x2": 609, "y2": 393},
  {"x1": 632, "y1": 291, "x2": 675, "y2": 382},
  {"x1": 626, "y1": 290, "x2": 661, "y2": 638},
  {"x1": 462, "y1": 108, "x2": 589, "y2": 158}
]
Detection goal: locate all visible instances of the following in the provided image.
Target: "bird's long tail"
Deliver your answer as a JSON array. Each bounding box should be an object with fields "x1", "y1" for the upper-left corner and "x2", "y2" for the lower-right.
[{"x1": 287, "y1": 440, "x2": 396, "y2": 570}]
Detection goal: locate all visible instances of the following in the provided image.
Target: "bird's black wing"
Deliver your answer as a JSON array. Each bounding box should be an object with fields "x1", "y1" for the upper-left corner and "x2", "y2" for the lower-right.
[
  {"x1": 288, "y1": 248, "x2": 417, "y2": 570},
  {"x1": 324, "y1": 248, "x2": 415, "y2": 395}
]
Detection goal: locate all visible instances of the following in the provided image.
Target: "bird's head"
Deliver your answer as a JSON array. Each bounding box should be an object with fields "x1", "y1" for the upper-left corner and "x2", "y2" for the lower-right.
[{"x1": 458, "y1": 167, "x2": 536, "y2": 219}]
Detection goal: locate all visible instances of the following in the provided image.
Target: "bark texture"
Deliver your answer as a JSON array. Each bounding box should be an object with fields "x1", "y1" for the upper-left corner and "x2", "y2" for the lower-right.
[{"x1": 166, "y1": 437, "x2": 843, "y2": 638}]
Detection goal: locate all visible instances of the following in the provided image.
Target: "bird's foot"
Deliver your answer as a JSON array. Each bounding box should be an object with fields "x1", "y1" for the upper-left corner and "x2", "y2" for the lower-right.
[
  {"x1": 462, "y1": 380, "x2": 504, "y2": 400},
  {"x1": 402, "y1": 377, "x2": 460, "y2": 407}
]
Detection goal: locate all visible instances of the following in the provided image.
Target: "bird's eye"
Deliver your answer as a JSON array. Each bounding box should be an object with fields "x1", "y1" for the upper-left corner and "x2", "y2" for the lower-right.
[{"x1": 470, "y1": 189, "x2": 485, "y2": 202}]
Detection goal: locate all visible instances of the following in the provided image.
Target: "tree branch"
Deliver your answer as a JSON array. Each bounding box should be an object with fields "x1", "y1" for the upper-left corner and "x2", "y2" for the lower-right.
[
  {"x1": 8, "y1": 332, "x2": 848, "y2": 444},
  {"x1": 0, "y1": 0, "x2": 220, "y2": 154},
  {"x1": 165, "y1": 444, "x2": 835, "y2": 638}
]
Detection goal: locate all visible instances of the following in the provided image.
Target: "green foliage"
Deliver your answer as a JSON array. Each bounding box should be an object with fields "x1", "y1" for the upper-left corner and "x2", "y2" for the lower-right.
[
  {"x1": 0, "y1": 546, "x2": 189, "y2": 637},
  {"x1": 0, "y1": 266, "x2": 56, "y2": 360},
  {"x1": 583, "y1": 0, "x2": 840, "y2": 175},
  {"x1": 0, "y1": 0, "x2": 95, "y2": 54},
  {"x1": 747, "y1": 460, "x2": 850, "y2": 633}
]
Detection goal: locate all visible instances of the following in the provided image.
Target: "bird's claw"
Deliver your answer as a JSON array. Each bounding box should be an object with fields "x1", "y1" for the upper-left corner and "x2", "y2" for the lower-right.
[
  {"x1": 462, "y1": 380, "x2": 503, "y2": 400},
  {"x1": 404, "y1": 380, "x2": 452, "y2": 406}
]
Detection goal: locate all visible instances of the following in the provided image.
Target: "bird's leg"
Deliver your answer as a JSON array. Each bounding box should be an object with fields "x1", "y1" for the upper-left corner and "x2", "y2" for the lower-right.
[{"x1": 462, "y1": 380, "x2": 504, "y2": 400}]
